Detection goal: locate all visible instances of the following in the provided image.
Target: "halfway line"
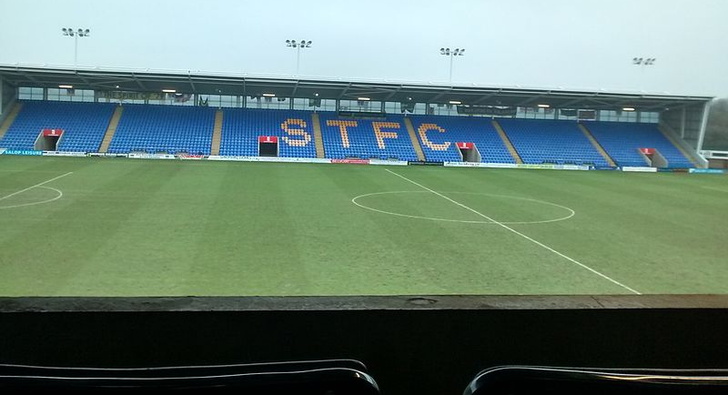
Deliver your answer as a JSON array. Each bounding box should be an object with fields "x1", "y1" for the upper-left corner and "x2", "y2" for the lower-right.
[
  {"x1": 0, "y1": 172, "x2": 73, "y2": 202},
  {"x1": 385, "y1": 169, "x2": 640, "y2": 295}
]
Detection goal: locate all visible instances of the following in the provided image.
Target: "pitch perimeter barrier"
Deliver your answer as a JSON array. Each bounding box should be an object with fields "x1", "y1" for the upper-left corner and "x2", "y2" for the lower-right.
[
  {"x1": 622, "y1": 166, "x2": 659, "y2": 173},
  {"x1": 369, "y1": 159, "x2": 408, "y2": 166},
  {"x1": 332, "y1": 159, "x2": 370, "y2": 165},
  {"x1": 42, "y1": 151, "x2": 86, "y2": 157},
  {"x1": 408, "y1": 161, "x2": 444, "y2": 166},
  {"x1": 87, "y1": 153, "x2": 128, "y2": 158},
  {"x1": 445, "y1": 162, "x2": 518, "y2": 168},
  {"x1": 690, "y1": 168, "x2": 726, "y2": 174},
  {"x1": 444, "y1": 162, "x2": 591, "y2": 171},
  {"x1": 128, "y1": 153, "x2": 176, "y2": 160},
  {"x1": 0, "y1": 149, "x2": 42, "y2": 156},
  {"x1": 207, "y1": 155, "x2": 332, "y2": 164},
  {"x1": 2, "y1": 151, "x2": 722, "y2": 175},
  {"x1": 176, "y1": 153, "x2": 207, "y2": 160}
]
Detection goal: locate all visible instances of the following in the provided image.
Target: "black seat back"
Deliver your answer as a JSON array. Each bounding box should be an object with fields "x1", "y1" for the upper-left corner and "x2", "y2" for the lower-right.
[
  {"x1": 0, "y1": 359, "x2": 380, "y2": 395},
  {"x1": 464, "y1": 365, "x2": 728, "y2": 395}
]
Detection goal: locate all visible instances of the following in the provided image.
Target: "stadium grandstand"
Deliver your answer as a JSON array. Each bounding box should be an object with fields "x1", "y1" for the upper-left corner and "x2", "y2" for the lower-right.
[
  {"x1": 0, "y1": 66, "x2": 712, "y2": 169},
  {"x1": 1, "y1": 64, "x2": 728, "y2": 395}
]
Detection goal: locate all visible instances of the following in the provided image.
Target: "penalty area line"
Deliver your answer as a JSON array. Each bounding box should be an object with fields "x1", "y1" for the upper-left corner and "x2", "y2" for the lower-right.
[
  {"x1": 384, "y1": 169, "x2": 641, "y2": 295},
  {"x1": 0, "y1": 172, "x2": 73, "y2": 202}
]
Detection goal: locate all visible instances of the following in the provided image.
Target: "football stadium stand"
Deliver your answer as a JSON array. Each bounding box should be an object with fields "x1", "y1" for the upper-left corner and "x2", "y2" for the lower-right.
[
  {"x1": 408, "y1": 115, "x2": 515, "y2": 163},
  {"x1": 0, "y1": 101, "x2": 115, "y2": 152},
  {"x1": 107, "y1": 104, "x2": 216, "y2": 155},
  {"x1": 0, "y1": 101, "x2": 700, "y2": 169},
  {"x1": 220, "y1": 109, "x2": 317, "y2": 158},
  {"x1": 317, "y1": 113, "x2": 419, "y2": 161},
  {"x1": 585, "y1": 122, "x2": 694, "y2": 168},
  {"x1": 497, "y1": 119, "x2": 610, "y2": 166}
]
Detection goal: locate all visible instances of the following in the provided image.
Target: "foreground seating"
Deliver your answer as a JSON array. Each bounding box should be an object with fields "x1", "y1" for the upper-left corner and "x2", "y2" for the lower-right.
[
  {"x1": 464, "y1": 365, "x2": 728, "y2": 395},
  {"x1": 0, "y1": 359, "x2": 380, "y2": 394}
]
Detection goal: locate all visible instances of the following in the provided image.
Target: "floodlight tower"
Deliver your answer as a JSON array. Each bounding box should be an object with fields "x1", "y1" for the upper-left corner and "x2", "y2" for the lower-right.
[
  {"x1": 440, "y1": 47, "x2": 465, "y2": 84},
  {"x1": 632, "y1": 57, "x2": 656, "y2": 91},
  {"x1": 285, "y1": 39, "x2": 313, "y2": 76},
  {"x1": 62, "y1": 27, "x2": 91, "y2": 69}
]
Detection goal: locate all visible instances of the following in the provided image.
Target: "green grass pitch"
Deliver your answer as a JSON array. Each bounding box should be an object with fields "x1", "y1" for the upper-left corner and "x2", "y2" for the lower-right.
[{"x1": 0, "y1": 156, "x2": 727, "y2": 296}]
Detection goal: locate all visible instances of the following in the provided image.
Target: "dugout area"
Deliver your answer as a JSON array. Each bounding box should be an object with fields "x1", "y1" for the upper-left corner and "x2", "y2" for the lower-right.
[{"x1": 1, "y1": 295, "x2": 728, "y2": 395}]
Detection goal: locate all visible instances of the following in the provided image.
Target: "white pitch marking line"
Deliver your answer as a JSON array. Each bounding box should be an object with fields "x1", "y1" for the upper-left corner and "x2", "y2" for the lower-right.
[
  {"x1": 352, "y1": 190, "x2": 576, "y2": 225},
  {"x1": 0, "y1": 172, "x2": 73, "y2": 202},
  {"x1": 385, "y1": 169, "x2": 641, "y2": 295},
  {"x1": 0, "y1": 186, "x2": 63, "y2": 209},
  {"x1": 701, "y1": 186, "x2": 728, "y2": 193}
]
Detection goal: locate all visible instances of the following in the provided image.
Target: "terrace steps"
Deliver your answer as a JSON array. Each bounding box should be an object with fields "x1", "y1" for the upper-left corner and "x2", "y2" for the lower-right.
[
  {"x1": 658, "y1": 125, "x2": 699, "y2": 167},
  {"x1": 0, "y1": 102, "x2": 23, "y2": 140},
  {"x1": 578, "y1": 123, "x2": 616, "y2": 167},
  {"x1": 403, "y1": 117, "x2": 426, "y2": 161},
  {"x1": 98, "y1": 105, "x2": 123, "y2": 153},
  {"x1": 311, "y1": 112, "x2": 326, "y2": 158},
  {"x1": 492, "y1": 120, "x2": 523, "y2": 164},
  {"x1": 211, "y1": 109, "x2": 223, "y2": 156}
]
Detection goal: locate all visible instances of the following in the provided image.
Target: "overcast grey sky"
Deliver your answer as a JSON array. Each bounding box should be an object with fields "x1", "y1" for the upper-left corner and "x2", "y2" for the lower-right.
[{"x1": 1, "y1": 0, "x2": 726, "y2": 97}]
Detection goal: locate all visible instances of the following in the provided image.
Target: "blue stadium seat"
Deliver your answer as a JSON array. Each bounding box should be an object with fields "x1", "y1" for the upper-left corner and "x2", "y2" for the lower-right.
[
  {"x1": 586, "y1": 122, "x2": 694, "y2": 168},
  {"x1": 318, "y1": 113, "x2": 418, "y2": 161},
  {"x1": 2, "y1": 102, "x2": 692, "y2": 168},
  {"x1": 220, "y1": 109, "x2": 317, "y2": 158},
  {"x1": 108, "y1": 104, "x2": 215, "y2": 155},
  {"x1": 0, "y1": 101, "x2": 116, "y2": 152},
  {"x1": 407, "y1": 115, "x2": 515, "y2": 163},
  {"x1": 497, "y1": 118, "x2": 608, "y2": 167}
]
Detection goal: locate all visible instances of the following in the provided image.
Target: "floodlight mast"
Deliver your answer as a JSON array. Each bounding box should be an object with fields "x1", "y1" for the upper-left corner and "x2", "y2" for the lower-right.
[
  {"x1": 286, "y1": 39, "x2": 313, "y2": 77},
  {"x1": 62, "y1": 27, "x2": 90, "y2": 69},
  {"x1": 632, "y1": 56, "x2": 656, "y2": 91},
  {"x1": 440, "y1": 47, "x2": 465, "y2": 84}
]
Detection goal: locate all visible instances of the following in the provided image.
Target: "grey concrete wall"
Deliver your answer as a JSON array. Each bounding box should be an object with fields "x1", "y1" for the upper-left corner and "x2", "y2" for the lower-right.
[
  {"x1": 661, "y1": 104, "x2": 705, "y2": 150},
  {"x1": 1, "y1": 79, "x2": 14, "y2": 114},
  {"x1": 703, "y1": 98, "x2": 728, "y2": 151}
]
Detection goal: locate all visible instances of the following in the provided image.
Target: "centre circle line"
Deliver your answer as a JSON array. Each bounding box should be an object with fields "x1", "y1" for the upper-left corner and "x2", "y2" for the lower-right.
[
  {"x1": 0, "y1": 186, "x2": 64, "y2": 209},
  {"x1": 384, "y1": 168, "x2": 640, "y2": 295},
  {"x1": 351, "y1": 190, "x2": 575, "y2": 225}
]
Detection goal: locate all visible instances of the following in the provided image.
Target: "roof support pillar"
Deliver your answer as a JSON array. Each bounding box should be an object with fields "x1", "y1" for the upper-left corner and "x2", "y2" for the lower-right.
[{"x1": 697, "y1": 100, "x2": 713, "y2": 152}]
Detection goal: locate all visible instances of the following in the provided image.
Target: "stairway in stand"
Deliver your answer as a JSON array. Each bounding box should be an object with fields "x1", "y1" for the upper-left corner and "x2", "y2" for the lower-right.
[
  {"x1": 0, "y1": 102, "x2": 23, "y2": 140},
  {"x1": 578, "y1": 123, "x2": 616, "y2": 167},
  {"x1": 210, "y1": 109, "x2": 224, "y2": 156},
  {"x1": 403, "y1": 117, "x2": 426, "y2": 161},
  {"x1": 311, "y1": 112, "x2": 326, "y2": 158},
  {"x1": 98, "y1": 105, "x2": 124, "y2": 153},
  {"x1": 491, "y1": 120, "x2": 523, "y2": 164}
]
